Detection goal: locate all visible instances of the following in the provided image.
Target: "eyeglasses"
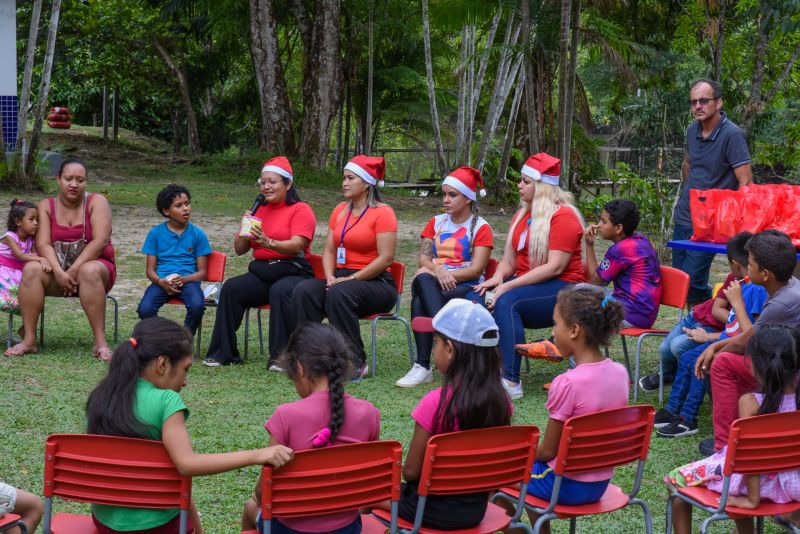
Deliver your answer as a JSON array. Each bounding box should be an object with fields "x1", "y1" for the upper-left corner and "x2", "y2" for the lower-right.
[
  {"x1": 688, "y1": 97, "x2": 718, "y2": 107},
  {"x1": 256, "y1": 179, "x2": 269, "y2": 186}
]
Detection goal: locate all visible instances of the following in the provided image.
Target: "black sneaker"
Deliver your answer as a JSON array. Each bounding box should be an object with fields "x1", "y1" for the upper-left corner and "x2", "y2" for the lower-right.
[
  {"x1": 654, "y1": 408, "x2": 679, "y2": 429},
  {"x1": 698, "y1": 437, "x2": 717, "y2": 456},
  {"x1": 657, "y1": 418, "x2": 699, "y2": 438},
  {"x1": 638, "y1": 373, "x2": 661, "y2": 392}
]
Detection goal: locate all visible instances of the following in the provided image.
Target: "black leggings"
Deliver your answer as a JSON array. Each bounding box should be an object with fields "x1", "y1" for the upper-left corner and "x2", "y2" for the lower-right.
[{"x1": 205, "y1": 261, "x2": 311, "y2": 364}]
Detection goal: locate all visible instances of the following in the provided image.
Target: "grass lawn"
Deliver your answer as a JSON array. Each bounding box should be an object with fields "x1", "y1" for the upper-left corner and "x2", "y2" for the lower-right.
[{"x1": 0, "y1": 127, "x2": 762, "y2": 532}]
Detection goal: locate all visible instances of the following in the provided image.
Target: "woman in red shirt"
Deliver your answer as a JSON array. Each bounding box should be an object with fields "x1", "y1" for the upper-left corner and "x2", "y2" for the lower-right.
[
  {"x1": 476, "y1": 153, "x2": 586, "y2": 400},
  {"x1": 292, "y1": 155, "x2": 398, "y2": 379},
  {"x1": 203, "y1": 157, "x2": 316, "y2": 367}
]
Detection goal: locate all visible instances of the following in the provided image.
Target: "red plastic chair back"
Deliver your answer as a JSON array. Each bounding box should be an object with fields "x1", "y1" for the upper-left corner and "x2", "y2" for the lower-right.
[
  {"x1": 723, "y1": 411, "x2": 800, "y2": 477},
  {"x1": 309, "y1": 253, "x2": 325, "y2": 280},
  {"x1": 205, "y1": 250, "x2": 227, "y2": 283},
  {"x1": 658, "y1": 266, "x2": 690, "y2": 310},
  {"x1": 484, "y1": 258, "x2": 498, "y2": 280},
  {"x1": 43, "y1": 434, "x2": 191, "y2": 509},
  {"x1": 389, "y1": 261, "x2": 405, "y2": 295},
  {"x1": 553, "y1": 406, "x2": 655, "y2": 477},
  {"x1": 417, "y1": 425, "x2": 539, "y2": 497},
  {"x1": 260, "y1": 440, "x2": 401, "y2": 521}
]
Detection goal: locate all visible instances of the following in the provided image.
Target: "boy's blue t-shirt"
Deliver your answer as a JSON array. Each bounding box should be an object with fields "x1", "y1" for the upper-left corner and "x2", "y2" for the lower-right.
[
  {"x1": 719, "y1": 283, "x2": 768, "y2": 340},
  {"x1": 141, "y1": 222, "x2": 212, "y2": 278}
]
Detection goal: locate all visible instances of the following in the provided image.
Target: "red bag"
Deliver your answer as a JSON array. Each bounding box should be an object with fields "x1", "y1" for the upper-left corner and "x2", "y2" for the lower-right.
[
  {"x1": 711, "y1": 190, "x2": 741, "y2": 241},
  {"x1": 47, "y1": 120, "x2": 71, "y2": 129},
  {"x1": 47, "y1": 112, "x2": 71, "y2": 121},
  {"x1": 738, "y1": 185, "x2": 778, "y2": 235},
  {"x1": 690, "y1": 189, "x2": 717, "y2": 242},
  {"x1": 50, "y1": 106, "x2": 71, "y2": 114}
]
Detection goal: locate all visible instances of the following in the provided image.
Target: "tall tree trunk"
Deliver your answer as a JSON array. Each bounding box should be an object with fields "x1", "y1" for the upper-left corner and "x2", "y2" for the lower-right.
[
  {"x1": 343, "y1": 82, "x2": 352, "y2": 162},
  {"x1": 421, "y1": 0, "x2": 447, "y2": 176},
  {"x1": 113, "y1": 85, "x2": 120, "y2": 141},
  {"x1": 741, "y1": 6, "x2": 772, "y2": 135},
  {"x1": 170, "y1": 107, "x2": 181, "y2": 155},
  {"x1": 249, "y1": 0, "x2": 295, "y2": 155},
  {"x1": 24, "y1": 0, "x2": 61, "y2": 182},
  {"x1": 454, "y1": 24, "x2": 470, "y2": 166},
  {"x1": 365, "y1": 0, "x2": 374, "y2": 155},
  {"x1": 712, "y1": 0, "x2": 725, "y2": 83},
  {"x1": 335, "y1": 98, "x2": 344, "y2": 168},
  {"x1": 497, "y1": 73, "x2": 525, "y2": 192},
  {"x1": 556, "y1": 0, "x2": 571, "y2": 185},
  {"x1": 14, "y1": 0, "x2": 42, "y2": 184},
  {"x1": 464, "y1": 26, "x2": 475, "y2": 165},
  {"x1": 154, "y1": 39, "x2": 200, "y2": 156},
  {"x1": 102, "y1": 83, "x2": 109, "y2": 143},
  {"x1": 298, "y1": 0, "x2": 343, "y2": 167},
  {"x1": 467, "y1": 10, "x2": 502, "y2": 154},
  {"x1": 520, "y1": 0, "x2": 539, "y2": 154},
  {"x1": 563, "y1": 0, "x2": 580, "y2": 191}
]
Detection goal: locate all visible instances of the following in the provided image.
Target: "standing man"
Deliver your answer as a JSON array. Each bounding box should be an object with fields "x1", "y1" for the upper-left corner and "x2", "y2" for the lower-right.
[{"x1": 672, "y1": 79, "x2": 753, "y2": 306}]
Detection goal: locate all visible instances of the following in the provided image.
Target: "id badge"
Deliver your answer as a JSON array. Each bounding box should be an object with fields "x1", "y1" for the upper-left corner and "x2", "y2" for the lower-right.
[{"x1": 337, "y1": 246, "x2": 346, "y2": 264}]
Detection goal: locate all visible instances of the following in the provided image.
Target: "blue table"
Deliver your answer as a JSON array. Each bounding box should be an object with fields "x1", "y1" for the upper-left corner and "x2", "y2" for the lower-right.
[{"x1": 668, "y1": 240, "x2": 800, "y2": 260}]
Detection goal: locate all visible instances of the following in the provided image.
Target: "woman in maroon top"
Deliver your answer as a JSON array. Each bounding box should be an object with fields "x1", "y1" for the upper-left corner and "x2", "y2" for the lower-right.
[
  {"x1": 203, "y1": 157, "x2": 317, "y2": 368},
  {"x1": 7, "y1": 157, "x2": 116, "y2": 360}
]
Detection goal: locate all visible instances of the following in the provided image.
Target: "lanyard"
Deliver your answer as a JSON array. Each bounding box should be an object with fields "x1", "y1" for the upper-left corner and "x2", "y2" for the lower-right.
[{"x1": 339, "y1": 206, "x2": 369, "y2": 247}]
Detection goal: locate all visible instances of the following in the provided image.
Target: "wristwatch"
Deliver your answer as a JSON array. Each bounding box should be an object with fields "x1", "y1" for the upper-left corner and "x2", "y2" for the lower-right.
[{"x1": 268, "y1": 237, "x2": 277, "y2": 249}]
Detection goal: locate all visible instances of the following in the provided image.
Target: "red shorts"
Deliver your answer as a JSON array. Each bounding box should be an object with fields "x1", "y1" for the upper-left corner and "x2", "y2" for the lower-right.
[{"x1": 92, "y1": 514, "x2": 194, "y2": 534}]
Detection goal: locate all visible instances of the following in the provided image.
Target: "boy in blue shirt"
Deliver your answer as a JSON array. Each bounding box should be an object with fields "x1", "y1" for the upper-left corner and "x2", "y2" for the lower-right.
[
  {"x1": 136, "y1": 184, "x2": 211, "y2": 334},
  {"x1": 654, "y1": 232, "x2": 766, "y2": 438}
]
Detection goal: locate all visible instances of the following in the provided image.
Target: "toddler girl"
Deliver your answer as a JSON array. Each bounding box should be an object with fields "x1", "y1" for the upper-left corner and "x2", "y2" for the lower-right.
[
  {"x1": 0, "y1": 199, "x2": 50, "y2": 315},
  {"x1": 668, "y1": 325, "x2": 800, "y2": 534},
  {"x1": 242, "y1": 322, "x2": 380, "y2": 534},
  {"x1": 398, "y1": 298, "x2": 512, "y2": 530},
  {"x1": 86, "y1": 317, "x2": 292, "y2": 534}
]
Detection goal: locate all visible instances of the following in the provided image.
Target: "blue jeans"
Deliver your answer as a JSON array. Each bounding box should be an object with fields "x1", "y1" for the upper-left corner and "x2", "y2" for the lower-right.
[
  {"x1": 664, "y1": 342, "x2": 710, "y2": 424},
  {"x1": 671, "y1": 223, "x2": 715, "y2": 305},
  {"x1": 493, "y1": 278, "x2": 569, "y2": 383},
  {"x1": 137, "y1": 281, "x2": 205, "y2": 334},
  {"x1": 658, "y1": 313, "x2": 718, "y2": 383}
]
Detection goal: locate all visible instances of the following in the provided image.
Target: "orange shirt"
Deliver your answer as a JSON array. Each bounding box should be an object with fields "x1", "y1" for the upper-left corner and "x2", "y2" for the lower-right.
[
  {"x1": 509, "y1": 206, "x2": 585, "y2": 282},
  {"x1": 329, "y1": 202, "x2": 397, "y2": 270}
]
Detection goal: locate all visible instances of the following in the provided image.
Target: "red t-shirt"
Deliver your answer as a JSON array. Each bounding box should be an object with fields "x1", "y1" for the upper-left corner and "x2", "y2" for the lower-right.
[
  {"x1": 249, "y1": 201, "x2": 316, "y2": 261},
  {"x1": 692, "y1": 273, "x2": 735, "y2": 329},
  {"x1": 329, "y1": 202, "x2": 397, "y2": 270},
  {"x1": 509, "y1": 206, "x2": 585, "y2": 282}
]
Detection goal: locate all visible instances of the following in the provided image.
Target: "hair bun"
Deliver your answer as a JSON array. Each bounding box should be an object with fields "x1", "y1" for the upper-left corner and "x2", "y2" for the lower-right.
[{"x1": 10, "y1": 199, "x2": 19, "y2": 207}]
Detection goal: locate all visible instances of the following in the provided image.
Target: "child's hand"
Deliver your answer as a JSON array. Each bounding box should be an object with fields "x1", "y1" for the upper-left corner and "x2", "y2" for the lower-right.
[
  {"x1": 158, "y1": 278, "x2": 180, "y2": 295},
  {"x1": 37, "y1": 257, "x2": 52, "y2": 273},
  {"x1": 257, "y1": 445, "x2": 293, "y2": 468},
  {"x1": 723, "y1": 279, "x2": 743, "y2": 306},
  {"x1": 683, "y1": 327, "x2": 711, "y2": 343},
  {"x1": 171, "y1": 275, "x2": 185, "y2": 289},
  {"x1": 583, "y1": 224, "x2": 599, "y2": 246}
]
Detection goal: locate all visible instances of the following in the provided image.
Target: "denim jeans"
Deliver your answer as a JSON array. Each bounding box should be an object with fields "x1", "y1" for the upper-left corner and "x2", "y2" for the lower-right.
[
  {"x1": 671, "y1": 223, "x2": 715, "y2": 304},
  {"x1": 658, "y1": 312, "x2": 718, "y2": 383},
  {"x1": 137, "y1": 281, "x2": 205, "y2": 334},
  {"x1": 492, "y1": 278, "x2": 569, "y2": 383},
  {"x1": 665, "y1": 342, "x2": 710, "y2": 424}
]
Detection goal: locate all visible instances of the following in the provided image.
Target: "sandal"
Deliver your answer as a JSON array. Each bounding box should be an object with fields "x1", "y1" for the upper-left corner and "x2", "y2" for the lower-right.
[
  {"x1": 4, "y1": 342, "x2": 38, "y2": 357},
  {"x1": 93, "y1": 346, "x2": 114, "y2": 362}
]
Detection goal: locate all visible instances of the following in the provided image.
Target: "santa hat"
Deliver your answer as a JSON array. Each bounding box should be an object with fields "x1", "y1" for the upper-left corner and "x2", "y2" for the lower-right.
[
  {"x1": 442, "y1": 166, "x2": 485, "y2": 201},
  {"x1": 261, "y1": 156, "x2": 293, "y2": 181},
  {"x1": 344, "y1": 155, "x2": 385, "y2": 187},
  {"x1": 520, "y1": 153, "x2": 561, "y2": 186}
]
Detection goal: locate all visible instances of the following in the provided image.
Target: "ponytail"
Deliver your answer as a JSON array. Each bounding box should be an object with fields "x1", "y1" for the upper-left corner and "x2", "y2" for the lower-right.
[
  {"x1": 748, "y1": 325, "x2": 800, "y2": 415},
  {"x1": 7, "y1": 199, "x2": 36, "y2": 232},
  {"x1": 278, "y1": 323, "x2": 355, "y2": 447},
  {"x1": 86, "y1": 318, "x2": 193, "y2": 438},
  {"x1": 556, "y1": 287, "x2": 625, "y2": 348}
]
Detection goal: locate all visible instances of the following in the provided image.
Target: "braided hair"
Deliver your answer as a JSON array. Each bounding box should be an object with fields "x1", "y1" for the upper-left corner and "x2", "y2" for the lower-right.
[
  {"x1": 556, "y1": 286, "x2": 625, "y2": 347},
  {"x1": 278, "y1": 323, "x2": 355, "y2": 445}
]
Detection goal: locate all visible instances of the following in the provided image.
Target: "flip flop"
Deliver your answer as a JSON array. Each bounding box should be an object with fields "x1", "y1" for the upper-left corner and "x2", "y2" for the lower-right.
[
  {"x1": 4, "y1": 342, "x2": 38, "y2": 357},
  {"x1": 93, "y1": 346, "x2": 114, "y2": 362}
]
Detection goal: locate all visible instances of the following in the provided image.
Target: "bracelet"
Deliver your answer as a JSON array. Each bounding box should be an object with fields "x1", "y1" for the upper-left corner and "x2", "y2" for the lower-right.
[{"x1": 268, "y1": 237, "x2": 277, "y2": 249}]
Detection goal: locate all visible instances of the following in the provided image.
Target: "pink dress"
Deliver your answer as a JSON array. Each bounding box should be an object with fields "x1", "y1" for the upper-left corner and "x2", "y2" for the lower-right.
[
  {"x1": 49, "y1": 194, "x2": 116, "y2": 290},
  {"x1": 0, "y1": 231, "x2": 33, "y2": 313},
  {"x1": 673, "y1": 392, "x2": 800, "y2": 503}
]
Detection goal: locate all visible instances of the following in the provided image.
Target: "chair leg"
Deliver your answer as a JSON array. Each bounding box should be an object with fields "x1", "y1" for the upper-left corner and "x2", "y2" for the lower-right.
[
  {"x1": 665, "y1": 493, "x2": 675, "y2": 534},
  {"x1": 756, "y1": 515, "x2": 764, "y2": 534},
  {"x1": 630, "y1": 498, "x2": 654, "y2": 534},
  {"x1": 195, "y1": 323, "x2": 202, "y2": 360},
  {"x1": 633, "y1": 335, "x2": 646, "y2": 402},
  {"x1": 396, "y1": 316, "x2": 414, "y2": 366},
  {"x1": 532, "y1": 512, "x2": 556, "y2": 534},
  {"x1": 620, "y1": 335, "x2": 631, "y2": 380},
  {"x1": 107, "y1": 295, "x2": 119, "y2": 345},
  {"x1": 658, "y1": 351, "x2": 664, "y2": 404},
  {"x1": 40, "y1": 304, "x2": 44, "y2": 350},
  {"x1": 7, "y1": 313, "x2": 12, "y2": 348},
  {"x1": 257, "y1": 308, "x2": 264, "y2": 356},
  {"x1": 371, "y1": 318, "x2": 378, "y2": 377},
  {"x1": 569, "y1": 517, "x2": 576, "y2": 534},
  {"x1": 243, "y1": 308, "x2": 250, "y2": 361}
]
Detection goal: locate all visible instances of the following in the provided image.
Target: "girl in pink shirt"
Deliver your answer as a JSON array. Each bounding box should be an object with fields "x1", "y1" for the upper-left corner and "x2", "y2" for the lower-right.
[
  {"x1": 242, "y1": 323, "x2": 380, "y2": 534},
  {"x1": 517, "y1": 287, "x2": 628, "y2": 533}
]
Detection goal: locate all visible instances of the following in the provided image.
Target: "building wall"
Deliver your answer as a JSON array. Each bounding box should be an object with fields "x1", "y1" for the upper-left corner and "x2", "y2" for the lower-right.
[{"x1": 0, "y1": 0, "x2": 17, "y2": 150}]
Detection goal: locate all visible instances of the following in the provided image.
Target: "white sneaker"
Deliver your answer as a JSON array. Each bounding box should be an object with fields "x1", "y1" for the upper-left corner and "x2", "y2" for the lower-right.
[
  {"x1": 395, "y1": 363, "x2": 433, "y2": 388},
  {"x1": 502, "y1": 378, "x2": 523, "y2": 400},
  {"x1": 268, "y1": 364, "x2": 285, "y2": 373}
]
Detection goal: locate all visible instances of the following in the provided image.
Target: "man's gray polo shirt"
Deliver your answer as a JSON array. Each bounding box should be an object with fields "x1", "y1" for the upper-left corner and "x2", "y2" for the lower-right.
[{"x1": 673, "y1": 111, "x2": 752, "y2": 228}]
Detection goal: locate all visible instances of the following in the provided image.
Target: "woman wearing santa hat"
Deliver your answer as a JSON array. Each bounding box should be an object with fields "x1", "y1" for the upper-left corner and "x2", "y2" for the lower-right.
[
  {"x1": 292, "y1": 155, "x2": 398, "y2": 379},
  {"x1": 476, "y1": 153, "x2": 586, "y2": 400},
  {"x1": 203, "y1": 156, "x2": 317, "y2": 367},
  {"x1": 395, "y1": 166, "x2": 494, "y2": 388}
]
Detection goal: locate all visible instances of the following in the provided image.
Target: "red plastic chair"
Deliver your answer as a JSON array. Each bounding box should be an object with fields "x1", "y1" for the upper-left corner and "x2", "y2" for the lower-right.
[
  {"x1": 0, "y1": 513, "x2": 27, "y2": 533},
  {"x1": 363, "y1": 261, "x2": 413, "y2": 377},
  {"x1": 35, "y1": 293, "x2": 119, "y2": 351},
  {"x1": 618, "y1": 266, "x2": 689, "y2": 402},
  {"x1": 495, "y1": 406, "x2": 655, "y2": 534},
  {"x1": 41, "y1": 434, "x2": 192, "y2": 534},
  {"x1": 372, "y1": 425, "x2": 540, "y2": 534},
  {"x1": 165, "y1": 250, "x2": 226, "y2": 358},
  {"x1": 243, "y1": 254, "x2": 324, "y2": 361},
  {"x1": 665, "y1": 410, "x2": 800, "y2": 534},
  {"x1": 240, "y1": 440, "x2": 402, "y2": 534}
]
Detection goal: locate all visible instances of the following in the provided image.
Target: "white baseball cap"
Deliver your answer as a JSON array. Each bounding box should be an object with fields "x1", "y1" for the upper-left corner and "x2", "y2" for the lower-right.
[{"x1": 411, "y1": 298, "x2": 499, "y2": 347}]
